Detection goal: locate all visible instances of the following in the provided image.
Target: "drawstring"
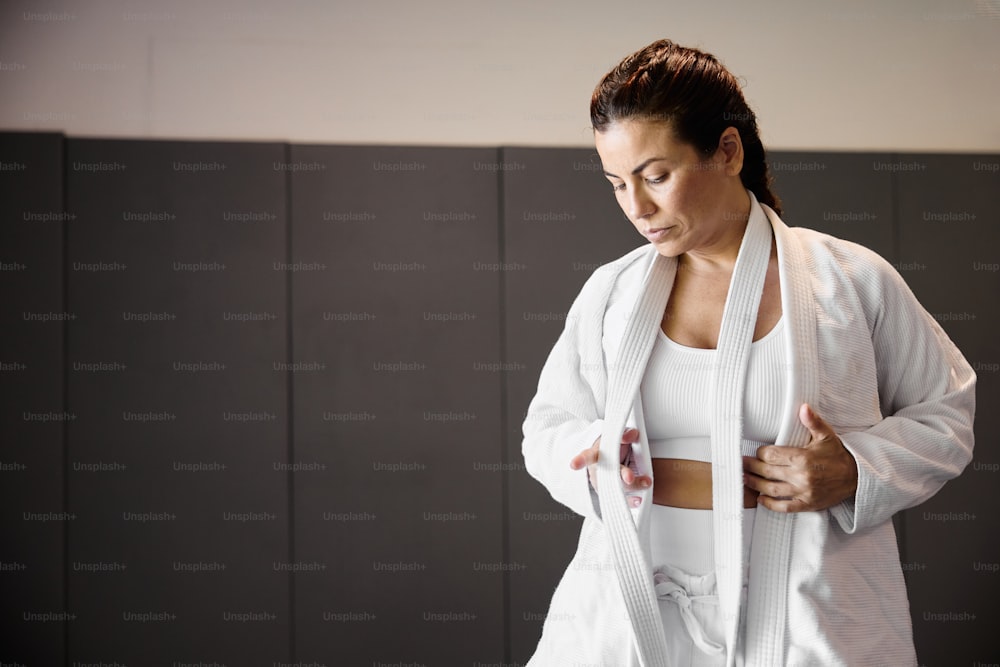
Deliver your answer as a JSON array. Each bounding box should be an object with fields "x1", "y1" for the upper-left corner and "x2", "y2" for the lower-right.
[{"x1": 653, "y1": 567, "x2": 725, "y2": 655}]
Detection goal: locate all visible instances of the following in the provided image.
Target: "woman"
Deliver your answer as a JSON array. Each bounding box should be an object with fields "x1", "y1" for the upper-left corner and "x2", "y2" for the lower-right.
[{"x1": 521, "y1": 39, "x2": 975, "y2": 666}]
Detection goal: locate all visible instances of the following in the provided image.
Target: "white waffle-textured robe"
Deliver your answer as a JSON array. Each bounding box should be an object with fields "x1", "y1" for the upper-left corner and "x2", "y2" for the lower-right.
[{"x1": 521, "y1": 194, "x2": 976, "y2": 666}]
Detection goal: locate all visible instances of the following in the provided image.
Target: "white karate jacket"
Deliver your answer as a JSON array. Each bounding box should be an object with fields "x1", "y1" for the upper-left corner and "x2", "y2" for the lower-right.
[{"x1": 521, "y1": 195, "x2": 976, "y2": 666}]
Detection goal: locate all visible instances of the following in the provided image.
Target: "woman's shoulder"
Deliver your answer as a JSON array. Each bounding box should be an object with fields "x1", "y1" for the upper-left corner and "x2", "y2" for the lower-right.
[
  {"x1": 560, "y1": 244, "x2": 656, "y2": 326},
  {"x1": 784, "y1": 225, "x2": 920, "y2": 320},
  {"x1": 763, "y1": 202, "x2": 897, "y2": 286},
  {"x1": 575, "y1": 244, "x2": 656, "y2": 297},
  {"x1": 787, "y1": 225, "x2": 899, "y2": 282},
  {"x1": 594, "y1": 243, "x2": 656, "y2": 278}
]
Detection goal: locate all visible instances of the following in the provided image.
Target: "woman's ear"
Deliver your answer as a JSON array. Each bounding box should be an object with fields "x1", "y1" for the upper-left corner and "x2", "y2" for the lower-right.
[{"x1": 718, "y1": 126, "x2": 744, "y2": 176}]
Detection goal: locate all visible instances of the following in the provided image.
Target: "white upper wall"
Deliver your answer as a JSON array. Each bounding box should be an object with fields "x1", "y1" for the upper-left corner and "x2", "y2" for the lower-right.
[{"x1": 1, "y1": 0, "x2": 998, "y2": 151}]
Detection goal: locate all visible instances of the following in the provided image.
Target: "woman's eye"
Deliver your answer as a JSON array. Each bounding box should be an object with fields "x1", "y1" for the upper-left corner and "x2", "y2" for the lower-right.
[{"x1": 610, "y1": 175, "x2": 664, "y2": 192}]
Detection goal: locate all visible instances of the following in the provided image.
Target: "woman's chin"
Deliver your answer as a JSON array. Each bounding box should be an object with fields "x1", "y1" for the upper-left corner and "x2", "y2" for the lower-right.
[{"x1": 649, "y1": 239, "x2": 684, "y2": 258}]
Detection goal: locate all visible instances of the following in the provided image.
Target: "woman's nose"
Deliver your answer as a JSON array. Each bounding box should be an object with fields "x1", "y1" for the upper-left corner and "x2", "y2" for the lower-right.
[{"x1": 626, "y1": 186, "x2": 655, "y2": 220}]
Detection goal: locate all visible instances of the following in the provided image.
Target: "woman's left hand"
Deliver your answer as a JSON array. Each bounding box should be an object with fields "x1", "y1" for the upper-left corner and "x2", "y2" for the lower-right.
[{"x1": 742, "y1": 403, "x2": 859, "y2": 513}]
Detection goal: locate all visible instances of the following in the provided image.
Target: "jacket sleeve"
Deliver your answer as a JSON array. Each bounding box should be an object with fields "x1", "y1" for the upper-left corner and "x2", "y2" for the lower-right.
[
  {"x1": 829, "y1": 252, "x2": 976, "y2": 534},
  {"x1": 521, "y1": 275, "x2": 612, "y2": 521}
]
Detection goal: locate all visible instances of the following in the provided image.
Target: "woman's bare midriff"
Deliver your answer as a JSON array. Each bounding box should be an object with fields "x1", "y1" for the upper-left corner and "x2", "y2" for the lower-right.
[{"x1": 651, "y1": 458, "x2": 759, "y2": 509}]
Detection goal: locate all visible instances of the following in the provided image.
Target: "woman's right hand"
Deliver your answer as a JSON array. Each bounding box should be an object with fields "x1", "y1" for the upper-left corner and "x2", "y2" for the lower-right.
[{"x1": 569, "y1": 427, "x2": 652, "y2": 507}]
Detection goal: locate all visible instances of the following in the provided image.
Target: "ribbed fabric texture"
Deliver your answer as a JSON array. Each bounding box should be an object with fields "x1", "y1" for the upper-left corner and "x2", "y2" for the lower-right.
[
  {"x1": 708, "y1": 203, "x2": 773, "y2": 666},
  {"x1": 642, "y1": 320, "x2": 786, "y2": 460},
  {"x1": 595, "y1": 254, "x2": 675, "y2": 666},
  {"x1": 743, "y1": 201, "x2": 820, "y2": 664}
]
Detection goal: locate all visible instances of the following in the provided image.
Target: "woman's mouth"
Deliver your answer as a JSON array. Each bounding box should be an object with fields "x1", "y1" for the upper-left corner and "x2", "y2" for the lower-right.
[{"x1": 644, "y1": 226, "x2": 673, "y2": 241}]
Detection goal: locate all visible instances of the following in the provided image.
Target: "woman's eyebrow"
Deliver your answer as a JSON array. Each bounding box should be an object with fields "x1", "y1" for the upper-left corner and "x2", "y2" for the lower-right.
[{"x1": 602, "y1": 156, "x2": 669, "y2": 179}]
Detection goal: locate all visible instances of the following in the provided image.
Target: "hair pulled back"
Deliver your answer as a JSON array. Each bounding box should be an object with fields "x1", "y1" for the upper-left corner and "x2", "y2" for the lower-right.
[{"x1": 591, "y1": 39, "x2": 782, "y2": 215}]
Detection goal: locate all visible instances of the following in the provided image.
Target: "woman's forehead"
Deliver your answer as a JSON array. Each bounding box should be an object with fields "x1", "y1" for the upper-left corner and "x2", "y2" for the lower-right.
[{"x1": 594, "y1": 120, "x2": 690, "y2": 172}]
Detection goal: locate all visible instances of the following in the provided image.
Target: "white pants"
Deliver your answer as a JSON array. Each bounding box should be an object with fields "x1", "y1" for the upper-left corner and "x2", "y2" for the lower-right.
[{"x1": 649, "y1": 504, "x2": 756, "y2": 667}]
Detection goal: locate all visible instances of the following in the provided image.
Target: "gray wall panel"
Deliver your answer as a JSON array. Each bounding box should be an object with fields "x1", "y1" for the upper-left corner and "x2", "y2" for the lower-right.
[
  {"x1": 65, "y1": 139, "x2": 290, "y2": 665},
  {"x1": 502, "y1": 146, "x2": 641, "y2": 661},
  {"x1": 769, "y1": 151, "x2": 895, "y2": 258},
  {"x1": 289, "y1": 145, "x2": 505, "y2": 665},
  {"x1": 0, "y1": 132, "x2": 66, "y2": 665},
  {"x1": 894, "y1": 153, "x2": 999, "y2": 665}
]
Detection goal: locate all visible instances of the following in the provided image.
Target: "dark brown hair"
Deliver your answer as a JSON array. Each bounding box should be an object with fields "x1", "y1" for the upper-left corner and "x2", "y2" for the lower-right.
[{"x1": 591, "y1": 39, "x2": 782, "y2": 216}]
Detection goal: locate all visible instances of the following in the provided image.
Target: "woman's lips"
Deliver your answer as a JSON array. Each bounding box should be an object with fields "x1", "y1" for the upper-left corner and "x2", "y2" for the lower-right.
[{"x1": 644, "y1": 226, "x2": 673, "y2": 241}]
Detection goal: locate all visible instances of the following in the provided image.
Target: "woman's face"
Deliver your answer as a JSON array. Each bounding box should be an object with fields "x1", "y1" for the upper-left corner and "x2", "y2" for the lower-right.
[{"x1": 594, "y1": 118, "x2": 748, "y2": 260}]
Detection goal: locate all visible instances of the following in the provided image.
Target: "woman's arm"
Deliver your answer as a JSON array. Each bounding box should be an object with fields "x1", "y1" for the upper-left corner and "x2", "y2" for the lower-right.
[
  {"x1": 521, "y1": 290, "x2": 609, "y2": 520},
  {"x1": 828, "y1": 253, "x2": 976, "y2": 534}
]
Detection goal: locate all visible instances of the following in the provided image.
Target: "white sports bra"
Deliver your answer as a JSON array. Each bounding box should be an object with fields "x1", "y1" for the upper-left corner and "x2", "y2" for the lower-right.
[{"x1": 639, "y1": 318, "x2": 787, "y2": 462}]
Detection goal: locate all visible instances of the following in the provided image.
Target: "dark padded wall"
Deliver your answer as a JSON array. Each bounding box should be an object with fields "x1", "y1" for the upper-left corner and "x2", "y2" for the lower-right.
[
  {"x1": 64, "y1": 138, "x2": 291, "y2": 665},
  {"x1": 287, "y1": 145, "x2": 504, "y2": 664},
  {"x1": 0, "y1": 132, "x2": 66, "y2": 665},
  {"x1": 768, "y1": 151, "x2": 895, "y2": 258},
  {"x1": 1, "y1": 133, "x2": 996, "y2": 666}
]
